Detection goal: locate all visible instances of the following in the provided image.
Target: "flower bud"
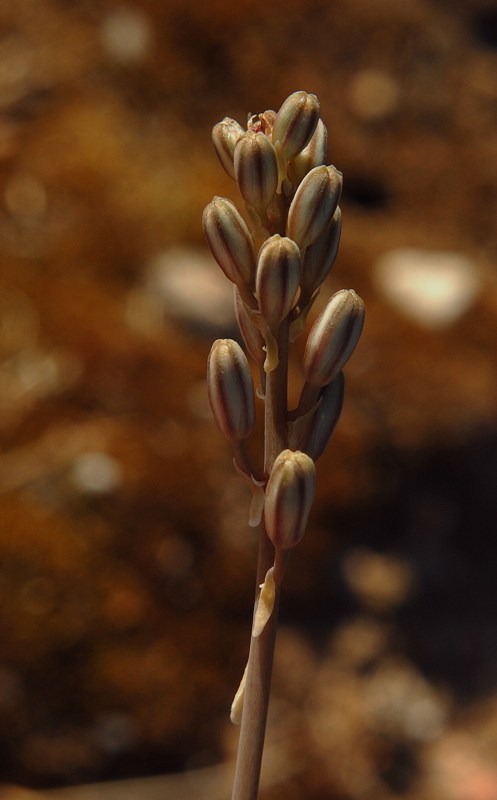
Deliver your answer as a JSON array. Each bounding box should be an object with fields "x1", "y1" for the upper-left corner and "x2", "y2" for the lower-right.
[
  {"x1": 303, "y1": 289, "x2": 365, "y2": 387},
  {"x1": 286, "y1": 165, "x2": 342, "y2": 249},
  {"x1": 212, "y1": 118, "x2": 245, "y2": 180},
  {"x1": 234, "y1": 131, "x2": 278, "y2": 214},
  {"x1": 302, "y1": 372, "x2": 344, "y2": 460},
  {"x1": 301, "y1": 207, "x2": 342, "y2": 300},
  {"x1": 207, "y1": 339, "x2": 255, "y2": 441},
  {"x1": 272, "y1": 91, "x2": 320, "y2": 161},
  {"x1": 255, "y1": 235, "x2": 301, "y2": 327},
  {"x1": 203, "y1": 197, "x2": 256, "y2": 287},
  {"x1": 234, "y1": 286, "x2": 265, "y2": 365},
  {"x1": 288, "y1": 118, "x2": 328, "y2": 186},
  {"x1": 264, "y1": 449, "x2": 316, "y2": 550}
]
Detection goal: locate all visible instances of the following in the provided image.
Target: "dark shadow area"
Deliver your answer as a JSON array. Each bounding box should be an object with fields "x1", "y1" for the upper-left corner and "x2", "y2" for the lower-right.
[
  {"x1": 301, "y1": 429, "x2": 497, "y2": 703},
  {"x1": 342, "y1": 175, "x2": 390, "y2": 210},
  {"x1": 470, "y1": 7, "x2": 497, "y2": 49}
]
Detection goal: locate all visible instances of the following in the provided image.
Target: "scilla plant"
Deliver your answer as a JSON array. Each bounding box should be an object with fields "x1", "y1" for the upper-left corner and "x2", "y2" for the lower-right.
[{"x1": 204, "y1": 91, "x2": 365, "y2": 800}]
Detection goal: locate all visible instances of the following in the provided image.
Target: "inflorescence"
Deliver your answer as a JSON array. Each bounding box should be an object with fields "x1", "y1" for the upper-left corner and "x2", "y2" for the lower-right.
[
  {"x1": 205, "y1": 90, "x2": 365, "y2": 557},
  {"x1": 204, "y1": 88, "x2": 366, "y2": 800}
]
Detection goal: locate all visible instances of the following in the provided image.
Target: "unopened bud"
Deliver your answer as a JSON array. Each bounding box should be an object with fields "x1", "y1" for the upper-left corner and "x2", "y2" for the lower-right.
[
  {"x1": 272, "y1": 91, "x2": 320, "y2": 161},
  {"x1": 234, "y1": 286, "x2": 265, "y2": 365},
  {"x1": 207, "y1": 339, "x2": 255, "y2": 441},
  {"x1": 203, "y1": 197, "x2": 256, "y2": 287},
  {"x1": 287, "y1": 165, "x2": 342, "y2": 249},
  {"x1": 289, "y1": 118, "x2": 328, "y2": 186},
  {"x1": 234, "y1": 131, "x2": 278, "y2": 215},
  {"x1": 212, "y1": 118, "x2": 245, "y2": 180},
  {"x1": 264, "y1": 449, "x2": 316, "y2": 550},
  {"x1": 303, "y1": 289, "x2": 365, "y2": 387},
  {"x1": 302, "y1": 372, "x2": 344, "y2": 460},
  {"x1": 301, "y1": 207, "x2": 342, "y2": 300},
  {"x1": 255, "y1": 235, "x2": 301, "y2": 327}
]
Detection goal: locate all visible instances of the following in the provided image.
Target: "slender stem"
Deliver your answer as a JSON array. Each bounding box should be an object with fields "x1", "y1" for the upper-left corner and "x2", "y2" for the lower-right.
[
  {"x1": 263, "y1": 322, "x2": 289, "y2": 471},
  {"x1": 231, "y1": 322, "x2": 289, "y2": 800}
]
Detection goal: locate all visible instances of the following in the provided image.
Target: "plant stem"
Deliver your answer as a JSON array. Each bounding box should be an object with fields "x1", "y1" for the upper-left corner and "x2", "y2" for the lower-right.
[{"x1": 231, "y1": 323, "x2": 289, "y2": 800}]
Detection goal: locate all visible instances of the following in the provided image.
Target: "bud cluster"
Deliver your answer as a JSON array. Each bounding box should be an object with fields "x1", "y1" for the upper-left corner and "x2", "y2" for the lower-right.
[{"x1": 205, "y1": 90, "x2": 365, "y2": 556}]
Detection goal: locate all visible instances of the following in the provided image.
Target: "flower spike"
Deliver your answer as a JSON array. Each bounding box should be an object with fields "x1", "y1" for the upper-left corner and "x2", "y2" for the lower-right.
[{"x1": 203, "y1": 90, "x2": 365, "y2": 800}]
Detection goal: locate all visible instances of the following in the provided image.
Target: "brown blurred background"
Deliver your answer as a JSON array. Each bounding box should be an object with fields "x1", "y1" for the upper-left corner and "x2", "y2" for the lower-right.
[{"x1": 1, "y1": 1, "x2": 497, "y2": 798}]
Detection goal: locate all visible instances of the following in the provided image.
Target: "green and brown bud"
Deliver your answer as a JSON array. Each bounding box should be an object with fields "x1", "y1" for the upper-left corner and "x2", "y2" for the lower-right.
[
  {"x1": 212, "y1": 118, "x2": 246, "y2": 180},
  {"x1": 202, "y1": 197, "x2": 256, "y2": 288},
  {"x1": 272, "y1": 91, "x2": 320, "y2": 162},
  {"x1": 207, "y1": 339, "x2": 255, "y2": 441},
  {"x1": 255, "y1": 235, "x2": 301, "y2": 328},
  {"x1": 288, "y1": 118, "x2": 328, "y2": 186},
  {"x1": 302, "y1": 372, "x2": 344, "y2": 460},
  {"x1": 301, "y1": 207, "x2": 342, "y2": 300},
  {"x1": 264, "y1": 449, "x2": 316, "y2": 550},
  {"x1": 303, "y1": 289, "x2": 365, "y2": 387},
  {"x1": 234, "y1": 131, "x2": 278, "y2": 215},
  {"x1": 286, "y1": 165, "x2": 342, "y2": 249}
]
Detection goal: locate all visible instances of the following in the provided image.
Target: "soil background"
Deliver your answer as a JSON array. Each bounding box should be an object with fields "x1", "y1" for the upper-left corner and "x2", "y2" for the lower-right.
[{"x1": 1, "y1": 1, "x2": 497, "y2": 799}]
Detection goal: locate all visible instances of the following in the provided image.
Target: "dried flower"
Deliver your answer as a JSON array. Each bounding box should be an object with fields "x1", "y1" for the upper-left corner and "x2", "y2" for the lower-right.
[
  {"x1": 212, "y1": 118, "x2": 246, "y2": 180},
  {"x1": 207, "y1": 339, "x2": 255, "y2": 441},
  {"x1": 303, "y1": 289, "x2": 365, "y2": 387},
  {"x1": 234, "y1": 131, "x2": 278, "y2": 215},
  {"x1": 247, "y1": 110, "x2": 277, "y2": 135},
  {"x1": 287, "y1": 165, "x2": 342, "y2": 249},
  {"x1": 255, "y1": 235, "x2": 301, "y2": 327},
  {"x1": 203, "y1": 196, "x2": 256, "y2": 288},
  {"x1": 264, "y1": 449, "x2": 316, "y2": 550}
]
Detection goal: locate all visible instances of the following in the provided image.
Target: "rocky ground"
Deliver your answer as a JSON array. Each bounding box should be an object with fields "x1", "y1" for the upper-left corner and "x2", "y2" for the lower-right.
[{"x1": 1, "y1": 1, "x2": 497, "y2": 798}]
